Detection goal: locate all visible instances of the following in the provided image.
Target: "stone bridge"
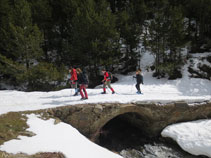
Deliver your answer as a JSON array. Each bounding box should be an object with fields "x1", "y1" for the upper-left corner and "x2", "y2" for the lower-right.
[{"x1": 49, "y1": 101, "x2": 211, "y2": 140}]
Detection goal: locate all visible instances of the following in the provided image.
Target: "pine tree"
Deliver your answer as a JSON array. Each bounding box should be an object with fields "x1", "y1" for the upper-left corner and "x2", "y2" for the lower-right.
[
  {"x1": 0, "y1": 0, "x2": 26, "y2": 86},
  {"x1": 27, "y1": 0, "x2": 53, "y2": 61},
  {"x1": 70, "y1": 0, "x2": 120, "y2": 70},
  {"x1": 165, "y1": 6, "x2": 186, "y2": 79},
  {"x1": 10, "y1": 0, "x2": 44, "y2": 86},
  {"x1": 145, "y1": 1, "x2": 186, "y2": 79},
  {"x1": 110, "y1": 0, "x2": 147, "y2": 73},
  {"x1": 184, "y1": 0, "x2": 211, "y2": 52},
  {"x1": 0, "y1": 0, "x2": 13, "y2": 57}
]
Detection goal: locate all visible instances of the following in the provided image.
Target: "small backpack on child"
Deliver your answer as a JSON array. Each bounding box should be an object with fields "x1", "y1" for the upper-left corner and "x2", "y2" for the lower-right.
[{"x1": 108, "y1": 72, "x2": 113, "y2": 80}]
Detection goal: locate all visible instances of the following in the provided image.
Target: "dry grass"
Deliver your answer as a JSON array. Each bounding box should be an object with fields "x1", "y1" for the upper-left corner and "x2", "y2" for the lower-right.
[
  {"x1": 0, "y1": 112, "x2": 28, "y2": 146},
  {"x1": 0, "y1": 151, "x2": 66, "y2": 158}
]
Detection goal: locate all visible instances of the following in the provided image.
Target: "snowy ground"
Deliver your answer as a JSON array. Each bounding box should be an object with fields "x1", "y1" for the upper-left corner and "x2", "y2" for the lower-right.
[
  {"x1": 0, "y1": 52, "x2": 211, "y2": 158},
  {"x1": 0, "y1": 69, "x2": 210, "y2": 116},
  {"x1": 1, "y1": 71, "x2": 210, "y2": 158},
  {"x1": 162, "y1": 119, "x2": 211, "y2": 157},
  {"x1": 0, "y1": 51, "x2": 210, "y2": 115},
  {"x1": 0, "y1": 114, "x2": 122, "y2": 158}
]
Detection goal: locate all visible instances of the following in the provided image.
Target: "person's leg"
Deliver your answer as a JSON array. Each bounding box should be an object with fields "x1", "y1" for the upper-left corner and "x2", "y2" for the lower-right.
[
  {"x1": 74, "y1": 89, "x2": 78, "y2": 95},
  {"x1": 107, "y1": 81, "x2": 115, "y2": 93},
  {"x1": 79, "y1": 85, "x2": 84, "y2": 98},
  {"x1": 136, "y1": 83, "x2": 140, "y2": 91},
  {"x1": 82, "y1": 84, "x2": 88, "y2": 99},
  {"x1": 72, "y1": 83, "x2": 78, "y2": 96},
  {"x1": 135, "y1": 83, "x2": 141, "y2": 93},
  {"x1": 102, "y1": 82, "x2": 106, "y2": 94},
  {"x1": 75, "y1": 82, "x2": 79, "y2": 95},
  {"x1": 135, "y1": 83, "x2": 138, "y2": 91}
]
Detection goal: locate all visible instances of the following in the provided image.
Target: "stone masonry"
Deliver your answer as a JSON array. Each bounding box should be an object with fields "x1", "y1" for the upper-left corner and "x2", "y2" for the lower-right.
[{"x1": 49, "y1": 101, "x2": 211, "y2": 140}]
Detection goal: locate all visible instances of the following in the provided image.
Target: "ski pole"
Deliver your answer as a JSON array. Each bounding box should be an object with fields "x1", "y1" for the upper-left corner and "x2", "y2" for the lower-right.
[{"x1": 130, "y1": 76, "x2": 135, "y2": 93}]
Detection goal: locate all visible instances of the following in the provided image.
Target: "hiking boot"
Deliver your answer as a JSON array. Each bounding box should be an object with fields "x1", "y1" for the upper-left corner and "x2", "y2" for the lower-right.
[
  {"x1": 80, "y1": 98, "x2": 85, "y2": 100},
  {"x1": 112, "y1": 91, "x2": 115, "y2": 94},
  {"x1": 73, "y1": 93, "x2": 78, "y2": 96},
  {"x1": 136, "y1": 91, "x2": 141, "y2": 94},
  {"x1": 101, "y1": 91, "x2": 106, "y2": 94}
]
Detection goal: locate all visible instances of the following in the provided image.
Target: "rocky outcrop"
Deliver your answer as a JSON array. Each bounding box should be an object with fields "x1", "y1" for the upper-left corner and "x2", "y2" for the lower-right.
[{"x1": 49, "y1": 101, "x2": 211, "y2": 140}]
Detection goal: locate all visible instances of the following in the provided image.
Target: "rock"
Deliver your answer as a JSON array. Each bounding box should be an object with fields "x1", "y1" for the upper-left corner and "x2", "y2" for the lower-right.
[
  {"x1": 93, "y1": 104, "x2": 103, "y2": 113},
  {"x1": 174, "y1": 101, "x2": 189, "y2": 109},
  {"x1": 54, "y1": 118, "x2": 61, "y2": 125},
  {"x1": 19, "y1": 131, "x2": 36, "y2": 137}
]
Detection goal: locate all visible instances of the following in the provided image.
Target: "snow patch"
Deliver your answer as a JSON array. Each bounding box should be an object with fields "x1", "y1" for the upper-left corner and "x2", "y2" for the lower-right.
[
  {"x1": 0, "y1": 114, "x2": 122, "y2": 158},
  {"x1": 161, "y1": 119, "x2": 211, "y2": 157},
  {"x1": 0, "y1": 69, "x2": 210, "y2": 116}
]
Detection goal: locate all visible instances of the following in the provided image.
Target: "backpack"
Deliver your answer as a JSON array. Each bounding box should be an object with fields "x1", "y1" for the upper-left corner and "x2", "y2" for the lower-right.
[
  {"x1": 83, "y1": 72, "x2": 89, "y2": 85},
  {"x1": 108, "y1": 72, "x2": 113, "y2": 80},
  {"x1": 140, "y1": 75, "x2": 143, "y2": 84}
]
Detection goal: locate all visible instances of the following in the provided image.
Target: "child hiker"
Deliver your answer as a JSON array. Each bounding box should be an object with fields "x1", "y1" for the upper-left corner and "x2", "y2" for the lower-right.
[
  {"x1": 69, "y1": 66, "x2": 78, "y2": 96},
  {"x1": 76, "y1": 68, "x2": 88, "y2": 100},
  {"x1": 101, "y1": 69, "x2": 115, "y2": 94},
  {"x1": 133, "y1": 69, "x2": 144, "y2": 94}
]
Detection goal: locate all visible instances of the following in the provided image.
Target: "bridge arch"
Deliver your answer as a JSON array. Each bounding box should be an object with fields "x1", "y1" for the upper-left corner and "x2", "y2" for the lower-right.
[
  {"x1": 90, "y1": 105, "x2": 154, "y2": 140},
  {"x1": 51, "y1": 101, "x2": 211, "y2": 142}
]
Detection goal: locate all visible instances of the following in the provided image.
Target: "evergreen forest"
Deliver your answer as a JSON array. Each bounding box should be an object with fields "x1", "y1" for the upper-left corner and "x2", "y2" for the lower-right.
[{"x1": 1, "y1": 0, "x2": 211, "y2": 91}]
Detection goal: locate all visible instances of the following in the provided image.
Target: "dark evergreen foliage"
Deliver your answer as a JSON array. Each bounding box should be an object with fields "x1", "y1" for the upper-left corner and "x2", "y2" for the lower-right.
[{"x1": 0, "y1": 0, "x2": 211, "y2": 90}]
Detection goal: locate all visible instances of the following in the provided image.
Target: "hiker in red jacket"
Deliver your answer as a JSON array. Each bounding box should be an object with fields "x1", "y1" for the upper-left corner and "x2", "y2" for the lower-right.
[
  {"x1": 101, "y1": 69, "x2": 115, "y2": 94},
  {"x1": 69, "y1": 66, "x2": 78, "y2": 96}
]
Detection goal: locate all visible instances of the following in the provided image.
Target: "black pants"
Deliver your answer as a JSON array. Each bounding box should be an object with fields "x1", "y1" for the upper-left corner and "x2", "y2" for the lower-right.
[{"x1": 135, "y1": 83, "x2": 141, "y2": 92}]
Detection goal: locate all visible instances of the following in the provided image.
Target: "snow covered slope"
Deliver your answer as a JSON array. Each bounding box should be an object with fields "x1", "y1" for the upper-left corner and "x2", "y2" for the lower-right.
[
  {"x1": 0, "y1": 114, "x2": 122, "y2": 158},
  {"x1": 0, "y1": 66, "x2": 210, "y2": 115}
]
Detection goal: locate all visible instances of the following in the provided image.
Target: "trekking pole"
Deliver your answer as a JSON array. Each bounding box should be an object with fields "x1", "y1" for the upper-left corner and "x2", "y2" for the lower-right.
[
  {"x1": 130, "y1": 77, "x2": 134, "y2": 93},
  {"x1": 70, "y1": 81, "x2": 73, "y2": 96}
]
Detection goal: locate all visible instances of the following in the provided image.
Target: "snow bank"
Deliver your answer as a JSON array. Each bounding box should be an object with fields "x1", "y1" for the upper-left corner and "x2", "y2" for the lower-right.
[
  {"x1": 0, "y1": 51, "x2": 210, "y2": 115},
  {"x1": 0, "y1": 114, "x2": 122, "y2": 158},
  {"x1": 0, "y1": 69, "x2": 210, "y2": 116},
  {"x1": 161, "y1": 119, "x2": 211, "y2": 157}
]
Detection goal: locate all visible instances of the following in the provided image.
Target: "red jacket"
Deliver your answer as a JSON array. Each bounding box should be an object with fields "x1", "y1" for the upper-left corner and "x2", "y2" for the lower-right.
[
  {"x1": 70, "y1": 68, "x2": 78, "y2": 81},
  {"x1": 103, "y1": 72, "x2": 110, "y2": 81}
]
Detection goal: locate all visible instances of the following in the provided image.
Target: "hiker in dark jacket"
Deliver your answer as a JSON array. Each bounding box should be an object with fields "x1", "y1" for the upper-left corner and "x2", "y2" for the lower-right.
[
  {"x1": 133, "y1": 69, "x2": 144, "y2": 94},
  {"x1": 76, "y1": 68, "x2": 88, "y2": 100},
  {"x1": 101, "y1": 69, "x2": 115, "y2": 94}
]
